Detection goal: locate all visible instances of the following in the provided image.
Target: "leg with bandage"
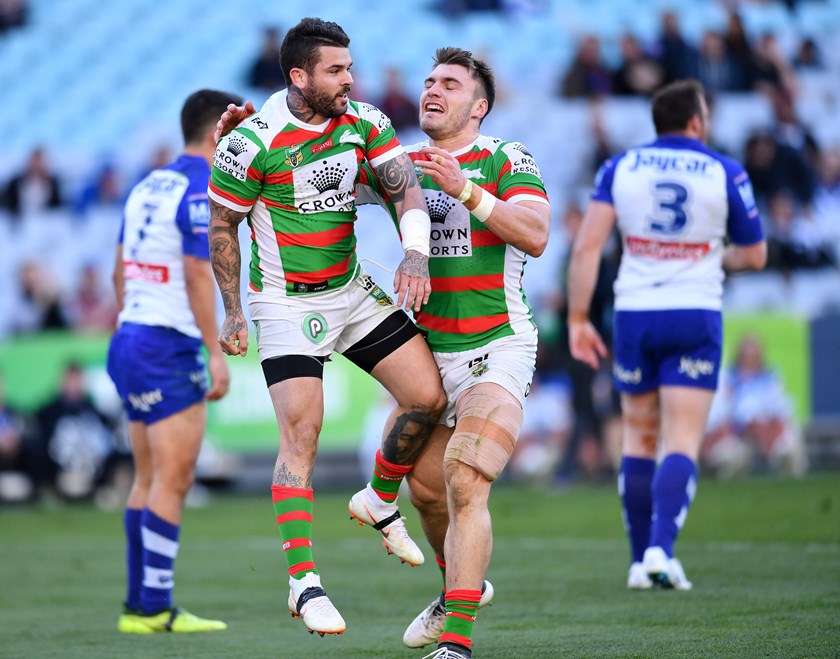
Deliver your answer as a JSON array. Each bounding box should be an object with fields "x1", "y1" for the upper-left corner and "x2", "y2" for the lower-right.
[{"x1": 438, "y1": 383, "x2": 523, "y2": 655}]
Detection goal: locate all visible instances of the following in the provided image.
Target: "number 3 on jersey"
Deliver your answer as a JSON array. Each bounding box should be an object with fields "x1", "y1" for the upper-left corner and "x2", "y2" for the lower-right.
[{"x1": 648, "y1": 181, "x2": 690, "y2": 235}]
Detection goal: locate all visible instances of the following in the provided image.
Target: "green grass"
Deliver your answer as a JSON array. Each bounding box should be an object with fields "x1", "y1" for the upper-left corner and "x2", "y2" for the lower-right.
[{"x1": 2, "y1": 475, "x2": 839, "y2": 658}]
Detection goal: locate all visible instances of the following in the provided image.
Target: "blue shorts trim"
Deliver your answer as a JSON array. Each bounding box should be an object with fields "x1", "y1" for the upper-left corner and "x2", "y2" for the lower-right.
[
  {"x1": 107, "y1": 323, "x2": 207, "y2": 424},
  {"x1": 612, "y1": 309, "x2": 722, "y2": 393}
]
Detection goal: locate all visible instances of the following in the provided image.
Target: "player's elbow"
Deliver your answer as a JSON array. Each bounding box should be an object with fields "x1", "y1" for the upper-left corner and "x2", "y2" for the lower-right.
[
  {"x1": 745, "y1": 241, "x2": 767, "y2": 271},
  {"x1": 527, "y1": 231, "x2": 549, "y2": 258}
]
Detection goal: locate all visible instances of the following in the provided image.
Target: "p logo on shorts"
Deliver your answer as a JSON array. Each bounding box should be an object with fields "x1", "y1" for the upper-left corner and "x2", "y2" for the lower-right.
[{"x1": 303, "y1": 313, "x2": 328, "y2": 344}]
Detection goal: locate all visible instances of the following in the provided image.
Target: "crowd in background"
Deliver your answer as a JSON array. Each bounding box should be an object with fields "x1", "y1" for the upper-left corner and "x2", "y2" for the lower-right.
[{"x1": 1, "y1": 0, "x2": 836, "y2": 501}]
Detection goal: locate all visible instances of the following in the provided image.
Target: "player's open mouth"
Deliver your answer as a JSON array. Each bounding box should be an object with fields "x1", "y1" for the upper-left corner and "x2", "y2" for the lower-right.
[{"x1": 424, "y1": 103, "x2": 444, "y2": 113}]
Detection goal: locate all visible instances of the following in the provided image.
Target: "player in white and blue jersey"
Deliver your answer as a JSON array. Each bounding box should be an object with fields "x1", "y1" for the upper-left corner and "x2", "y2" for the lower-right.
[
  {"x1": 107, "y1": 89, "x2": 241, "y2": 633},
  {"x1": 567, "y1": 79, "x2": 767, "y2": 590}
]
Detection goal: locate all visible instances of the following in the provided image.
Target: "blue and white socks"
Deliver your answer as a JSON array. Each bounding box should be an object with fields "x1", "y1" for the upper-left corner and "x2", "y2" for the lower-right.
[
  {"x1": 139, "y1": 509, "x2": 180, "y2": 614},
  {"x1": 619, "y1": 456, "x2": 656, "y2": 564},
  {"x1": 649, "y1": 453, "x2": 697, "y2": 558}
]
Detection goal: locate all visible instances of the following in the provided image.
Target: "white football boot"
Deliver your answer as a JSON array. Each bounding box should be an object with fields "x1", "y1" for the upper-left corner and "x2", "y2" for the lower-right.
[
  {"x1": 627, "y1": 562, "x2": 653, "y2": 590},
  {"x1": 287, "y1": 573, "x2": 346, "y2": 636},
  {"x1": 403, "y1": 580, "x2": 494, "y2": 648},
  {"x1": 348, "y1": 485, "x2": 425, "y2": 566},
  {"x1": 642, "y1": 546, "x2": 693, "y2": 591}
]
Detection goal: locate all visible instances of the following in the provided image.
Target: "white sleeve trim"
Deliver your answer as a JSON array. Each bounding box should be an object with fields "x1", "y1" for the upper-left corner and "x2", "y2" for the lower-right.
[
  {"x1": 507, "y1": 193, "x2": 550, "y2": 207},
  {"x1": 368, "y1": 144, "x2": 405, "y2": 169},
  {"x1": 207, "y1": 187, "x2": 253, "y2": 213}
]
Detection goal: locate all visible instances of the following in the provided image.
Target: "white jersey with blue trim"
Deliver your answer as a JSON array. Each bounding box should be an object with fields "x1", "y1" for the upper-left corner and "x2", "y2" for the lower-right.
[
  {"x1": 592, "y1": 135, "x2": 764, "y2": 311},
  {"x1": 117, "y1": 155, "x2": 212, "y2": 338}
]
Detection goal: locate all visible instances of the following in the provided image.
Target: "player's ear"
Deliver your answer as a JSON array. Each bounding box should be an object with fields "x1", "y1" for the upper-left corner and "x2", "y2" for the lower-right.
[
  {"x1": 289, "y1": 67, "x2": 307, "y2": 89},
  {"x1": 473, "y1": 97, "x2": 488, "y2": 122}
]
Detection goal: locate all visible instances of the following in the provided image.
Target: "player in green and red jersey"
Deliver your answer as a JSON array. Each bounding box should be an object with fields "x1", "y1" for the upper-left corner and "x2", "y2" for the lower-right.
[
  {"x1": 207, "y1": 18, "x2": 445, "y2": 637},
  {"x1": 357, "y1": 48, "x2": 551, "y2": 658}
]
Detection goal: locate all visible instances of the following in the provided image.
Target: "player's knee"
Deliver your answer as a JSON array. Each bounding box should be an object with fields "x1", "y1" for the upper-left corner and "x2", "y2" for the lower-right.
[
  {"x1": 443, "y1": 460, "x2": 489, "y2": 513},
  {"x1": 407, "y1": 472, "x2": 446, "y2": 515},
  {"x1": 411, "y1": 386, "x2": 446, "y2": 425}
]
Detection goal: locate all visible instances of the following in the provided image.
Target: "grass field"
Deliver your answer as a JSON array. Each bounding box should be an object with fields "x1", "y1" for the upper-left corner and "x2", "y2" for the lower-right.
[{"x1": 1, "y1": 475, "x2": 838, "y2": 658}]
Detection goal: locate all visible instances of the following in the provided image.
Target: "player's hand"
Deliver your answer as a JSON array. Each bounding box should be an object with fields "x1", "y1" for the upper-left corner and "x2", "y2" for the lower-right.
[
  {"x1": 394, "y1": 249, "x2": 431, "y2": 313},
  {"x1": 214, "y1": 101, "x2": 256, "y2": 142},
  {"x1": 218, "y1": 310, "x2": 249, "y2": 357},
  {"x1": 568, "y1": 315, "x2": 608, "y2": 370},
  {"x1": 416, "y1": 146, "x2": 467, "y2": 200},
  {"x1": 205, "y1": 351, "x2": 231, "y2": 401}
]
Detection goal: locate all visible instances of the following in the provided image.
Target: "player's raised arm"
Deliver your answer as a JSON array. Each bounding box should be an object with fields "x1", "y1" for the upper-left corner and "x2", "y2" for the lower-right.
[
  {"x1": 208, "y1": 200, "x2": 249, "y2": 357},
  {"x1": 214, "y1": 101, "x2": 256, "y2": 142},
  {"x1": 372, "y1": 152, "x2": 432, "y2": 312}
]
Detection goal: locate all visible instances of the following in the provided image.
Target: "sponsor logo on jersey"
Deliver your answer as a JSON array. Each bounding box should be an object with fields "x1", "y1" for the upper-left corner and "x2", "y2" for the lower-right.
[
  {"x1": 250, "y1": 117, "x2": 269, "y2": 130},
  {"x1": 614, "y1": 363, "x2": 642, "y2": 384},
  {"x1": 468, "y1": 353, "x2": 489, "y2": 378},
  {"x1": 678, "y1": 356, "x2": 714, "y2": 380},
  {"x1": 128, "y1": 388, "x2": 164, "y2": 412},
  {"x1": 737, "y1": 179, "x2": 757, "y2": 216},
  {"x1": 427, "y1": 191, "x2": 456, "y2": 224},
  {"x1": 124, "y1": 261, "x2": 169, "y2": 283},
  {"x1": 426, "y1": 191, "x2": 471, "y2": 257},
  {"x1": 284, "y1": 144, "x2": 303, "y2": 168},
  {"x1": 295, "y1": 151, "x2": 357, "y2": 214},
  {"x1": 312, "y1": 138, "x2": 333, "y2": 154},
  {"x1": 625, "y1": 236, "x2": 710, "y2": 260},
  {"x1": 188, "y1": 198, "x2": 210, "y2": 233},
  {"x1": 462, "y1": 168, "x2": 485, "y2": 180},
  {"x1": 214, "y1": 133, "x2": 260, "y2": 181},
  {"x1": 628, "y1": 151, "x2": 711, "y2": 175},
  {"x1": 302, "y1": 313, "x2": 328, "y2": 344},
  {"x1": 511, "y1": 156, "x2": 542, "y2": 177}
]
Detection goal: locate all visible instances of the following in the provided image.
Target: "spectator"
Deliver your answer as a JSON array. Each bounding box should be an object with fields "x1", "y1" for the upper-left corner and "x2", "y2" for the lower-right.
[
  {"x1": 1, "y1": 147, "x2": 62, "y2": 221},
  {"x1": 703, "y1": 336, "x2": 807, "y2": 478},
  {"x1": 75, "y1": 163, "x2": 124, "y2": 217},
  {"x1": 770, "y1": 89, "x2": 819, "y2": 168},
  {"x1": 247, "y1": 27, "x2": 286, "y2": 93},
  {"x1": 611, "y1": 34, "x2": 664, "y2": 97},
  {"x1": 11, "y1": 261, "x2": 68, "y2": 334},
  {"x1": 722, "y1": 12, "x2": 755, "y2": 90},
  {"x1": 0, "y1": 371, "x2": 31, "y2": 502},
  {"x1": 812, "y1": 147, "x2": 840, "y2": 261},
  {"x1": 792, "y1": 37, "x2": 823, "y2": 70},
  {"x1": 376, "y1": 67, "x2": 418, "y2": 132},
  {"x1": 751, "y1": 32, "x2": 798, "y2": 98},
  {"x1": 651, "y1": 11, "x2": 698, "y2": 85},
  {"x1": 744, "y1": 132, "x2": 816, "y2": 207},
  {"x1": 697, "y1": 30, "x2": 749, "y2": 93},
  {"x1": 766, "y1": 191, "x2": 836, "y2": 273},
  {"x1": 0, "y1": 0, "x2": 27, "y2": 33},
  {"x1": 560, "y1": 35, "x2": 611, "y2": 99},
  {"x1": 32, "y1": 363, "x2": 122, "y2": 500},
  {"x1": 64, "y1": 264, "x2": 119, "y2": 333}
]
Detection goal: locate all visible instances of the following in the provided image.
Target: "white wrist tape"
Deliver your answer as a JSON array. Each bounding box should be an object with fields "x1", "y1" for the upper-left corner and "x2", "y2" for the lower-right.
[
  {"x1": 471, "y1": 187, "x2": 496, "y2": 223},
  {"x1": 399, "y1": 208, "x2": 431, "y2": 256},
  {"x1": 457, "y1": 179, "x2": 473, "y2": 203}
]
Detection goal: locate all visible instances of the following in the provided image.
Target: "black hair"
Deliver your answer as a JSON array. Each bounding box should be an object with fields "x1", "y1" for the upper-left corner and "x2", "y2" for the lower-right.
[
  {"x1": 181, "y1": 89, "x2": 244, "y2": 145},
  {"x1": 432, "y1": 46, "x2": 496, "y2": 123},
  {"x1": 651, "y1": 79, "x2": 706, "y2": 135},
  {"x1": 280, "y1": 17, "x2": 350, "y2": 86}
]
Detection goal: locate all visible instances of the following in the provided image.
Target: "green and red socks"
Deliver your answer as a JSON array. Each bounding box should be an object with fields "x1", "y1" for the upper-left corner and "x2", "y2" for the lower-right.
[
  {"x1": 439, "y1": 588, "x2": 481, "y2": 652},
  {"x1": 271, "y1": 485, "x2": 318, "y2": 580},
  {"x1": 369, "y1": 449, "x2": 412, "y2": 503}
]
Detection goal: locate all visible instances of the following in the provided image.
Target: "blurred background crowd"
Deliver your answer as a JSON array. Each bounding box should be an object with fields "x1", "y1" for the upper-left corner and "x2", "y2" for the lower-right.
[{"x1": 1, "y1": 0, "x2": 838, "y2": 503}]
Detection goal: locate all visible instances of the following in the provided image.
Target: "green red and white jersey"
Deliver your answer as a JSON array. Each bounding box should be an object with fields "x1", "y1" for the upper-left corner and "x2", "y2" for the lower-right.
[
  {"x1": 357, "y1": 135, "x2": 550, "y2": 352},
  {"x1": 208, "y1": 90, "x2": 404, "y2": 296}
]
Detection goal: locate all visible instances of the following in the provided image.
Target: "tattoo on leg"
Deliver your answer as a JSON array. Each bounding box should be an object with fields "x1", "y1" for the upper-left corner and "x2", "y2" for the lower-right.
[
  {"x1": 381, "y1": 408, "x2": 437, "y2": 465},
  {"x1": 272, "y1": 462, "x2": 306, "y2": 488}
]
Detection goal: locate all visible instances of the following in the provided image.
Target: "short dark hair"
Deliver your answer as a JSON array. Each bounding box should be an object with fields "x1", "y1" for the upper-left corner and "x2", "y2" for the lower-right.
[
  {"x1": 181, "y1": 89, "x2": 243, "y2": 145},
  {"x1": 280, "y1": 17, "x2": 351, "y2": 86},
  {"x1": 651, "y1": 79, "x2": 706, "y2": 135},
  {"x1": 432, "y1": 46, "x2": 496, "y2": 122}
]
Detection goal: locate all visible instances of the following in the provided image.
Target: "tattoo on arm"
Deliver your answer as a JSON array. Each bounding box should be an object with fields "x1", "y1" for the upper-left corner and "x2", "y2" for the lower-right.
[
  {"x1": 398, "y1": 250, "x2": 429, "y2": 279},
  {"x1": 272, "y1": 462, "x2": 309, "y2": 488},
  {"x1": 209, "y1": 201, "x2": 246, "y2": 315},
  {"x1": 380, "y1": 408, "x2": 437, "y2": 465},
  {"x1": 286, "y1": 86, "x2": 317, "y2": 124},
  {"x1": 373, "y1": 153, "x2": 419, "y2": 205}
]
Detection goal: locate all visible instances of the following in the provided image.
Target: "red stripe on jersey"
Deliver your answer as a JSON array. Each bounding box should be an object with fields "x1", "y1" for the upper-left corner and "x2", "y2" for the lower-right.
[
  {"x1": 249, "y1": 281, "x2": 261, "y2": 292},
  {"x1": 457, "y1": 149, "x2": 492, "y2": 164},
  {"x1": 431, "y1": 273, "x2": 504, "y2": 292},
  {"x1": 208, "y1": 182, "x2": 255, "y2": 208},
  {"x1": 282, "y1": 538, "x2": 313, "y2": 551},
  {"x1": 286, "y1": 255, "x2": 353, "y2": 284},
  {"x1": 499, "y1": 159, "x2": 512, "y2": 176},
  {"x1": 276, "y1": 222, "x2": 353, "y2": 248},
  {"x1": 276, "y1": 510, "x2": 313, "y2": 525},
  {"x1": 247, "y1": 165, "x2": 264, "y2": 183},
  {"x1": 270, "y1": 127, "x2": 323, "y2": 150},
  {"x1": 471, "y1": 229, "x2": 505, "y2": 247},
  {"x1": 416, "y1": 312, "x2": 509, "y2": 334},
  {"x1": 264, "y1": 170, "x2": 294, "y2": 185},
  {"x1": 500, "y1": 185, "x2": 548, "y2": 202},
  {"x1": 367, "y1": 135, "x2": 402, "y2": 162},
  {"x1": 260, "y1": 196, "x2": 297, "y2": 211}
]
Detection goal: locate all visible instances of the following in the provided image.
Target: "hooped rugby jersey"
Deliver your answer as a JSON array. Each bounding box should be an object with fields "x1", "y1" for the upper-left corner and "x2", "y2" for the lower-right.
[
  {"x1": 117, "y1": 155, "x2": 212, "y2": 338},
  {"x1": 208, "y1": 90, "x2": 404, "y2": 296},
  {"x1": 592, "y1": 135, "x2": 764, "y2": 311},
  {"x1": 357, "y1": 135, "x2": 549, "y2": 352}
]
